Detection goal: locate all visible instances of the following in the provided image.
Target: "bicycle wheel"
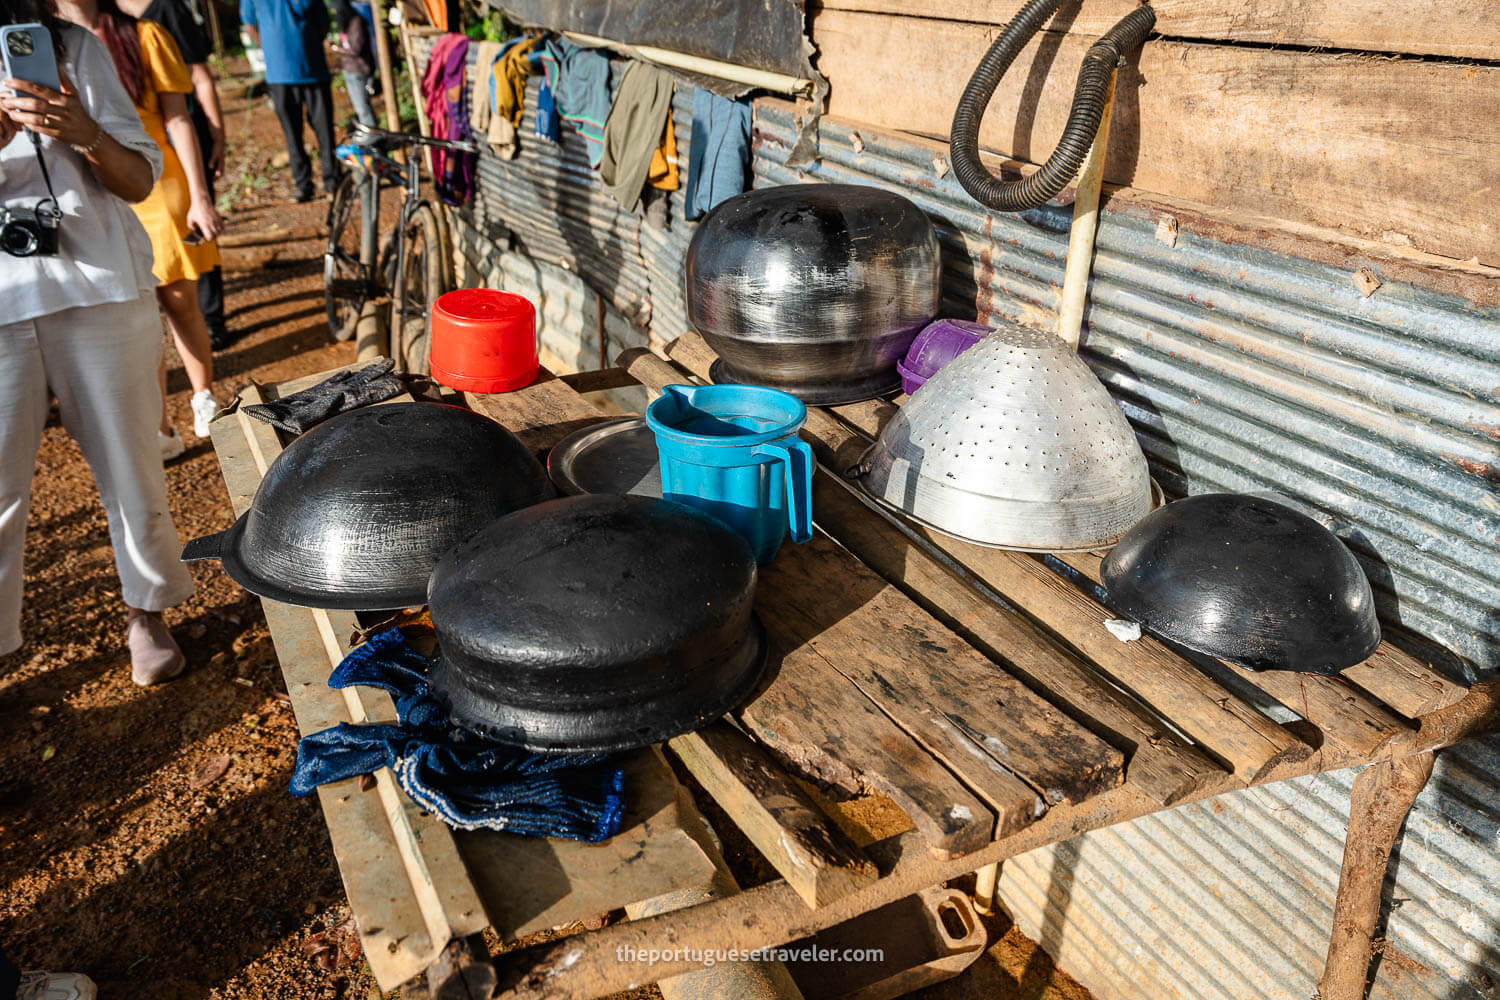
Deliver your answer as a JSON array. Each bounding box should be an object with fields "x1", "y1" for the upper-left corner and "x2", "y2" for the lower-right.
[
  {"x1": 389, "y1": 203, "x2": 448, "y2": 376},
  {"x1": 324, "y1": 172, "x2": 375, "y2": 342}
]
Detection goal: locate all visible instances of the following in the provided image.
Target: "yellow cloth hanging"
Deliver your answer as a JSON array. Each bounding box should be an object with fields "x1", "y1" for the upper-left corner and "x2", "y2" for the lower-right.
[
  {"x1": 494, "y1": 36, "x2": 538, "y2": 128},
  {"x1": 647, "y1": 112, "x2": 679, "y2": 191}
]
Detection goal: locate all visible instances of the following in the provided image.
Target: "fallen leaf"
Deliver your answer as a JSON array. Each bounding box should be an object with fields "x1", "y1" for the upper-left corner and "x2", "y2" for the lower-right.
[
  {"x1": 245, "y1": 714, "x2": 261, "y2": 728},
  {"x1": 190, "y1": 754, "x2": 232, "y2": 789},
  {"x1": 40, "y1": 745, "x2": 55, "y2": 761}
]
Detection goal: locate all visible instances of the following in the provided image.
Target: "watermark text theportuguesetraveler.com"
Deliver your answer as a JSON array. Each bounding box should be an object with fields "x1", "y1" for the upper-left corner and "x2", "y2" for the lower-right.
[{"x1": 616, "y1": 945, "x2": 885, "y2": 968}]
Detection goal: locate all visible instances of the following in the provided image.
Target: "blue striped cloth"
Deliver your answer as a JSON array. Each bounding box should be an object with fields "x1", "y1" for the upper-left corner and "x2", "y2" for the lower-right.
[{"x1": 290, "y1": 628, "x2": 626, "y2": 842}]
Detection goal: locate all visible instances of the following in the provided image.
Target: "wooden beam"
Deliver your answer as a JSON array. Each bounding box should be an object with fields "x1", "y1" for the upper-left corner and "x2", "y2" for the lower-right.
[
  {"x1": 628, "y1": 344, "x2": 1222, "y2": 807},
  {"x1": 813, "y1": 0, "x2": 1500, "y2": 61},
  {"x1": 488, "y1": 679, "x2": 1498, "y2": 1000},
  {"x1": 668, "y1": 724, "x2": 879, "y2": 908},
  {"x1": 1318, "y1": 751, "x2": 1436, "y2": 1000},
  {"x1": 809, "y1": 10, "x2": 1500, "y2": 265},
  {"x1": 662, "y1": 334, "x2": 1306, "y2": 783},
  {"x1": 1055, "y1": 551, "x2": 1412, "y2": 760},
  {"x1": 740, "y1": 632, "x2": 1005, "y2": 854}
]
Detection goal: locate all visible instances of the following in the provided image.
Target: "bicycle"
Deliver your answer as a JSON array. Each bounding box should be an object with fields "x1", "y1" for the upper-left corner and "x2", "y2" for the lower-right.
[{"x1": 323, "y1": 121, "x2": 478, "y2": 375}]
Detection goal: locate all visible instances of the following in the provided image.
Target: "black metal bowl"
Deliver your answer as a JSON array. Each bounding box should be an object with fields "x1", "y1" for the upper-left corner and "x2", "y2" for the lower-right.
[
  {"x1": 182, "y1": 402, "x2": 551, "y2": 610},
  {"x1": 427, "y1": 494, "x2": 768, "y2": 752},
  {"x1": 1100, "y1": 493, "x2": 1381, "y2": 674},
  {"x1": 686, "y1": 183, "x2": 941, "y2": 405}
]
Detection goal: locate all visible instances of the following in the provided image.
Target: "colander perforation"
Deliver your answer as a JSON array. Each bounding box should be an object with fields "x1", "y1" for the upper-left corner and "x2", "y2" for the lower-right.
[{"x1": 858, "y1": 319, "x2": 1153, "y2": 551}]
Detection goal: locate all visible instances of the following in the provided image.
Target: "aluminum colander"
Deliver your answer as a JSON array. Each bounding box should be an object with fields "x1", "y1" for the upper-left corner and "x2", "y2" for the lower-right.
[{"x1": 854, "y1": 319, "x2": 1152, "y2": 551}]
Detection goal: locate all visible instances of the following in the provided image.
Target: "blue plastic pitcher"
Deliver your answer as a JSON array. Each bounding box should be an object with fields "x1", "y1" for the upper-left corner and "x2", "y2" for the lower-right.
[{"x1": 645, "y1": 384, "x2": 813, "y2": 564}]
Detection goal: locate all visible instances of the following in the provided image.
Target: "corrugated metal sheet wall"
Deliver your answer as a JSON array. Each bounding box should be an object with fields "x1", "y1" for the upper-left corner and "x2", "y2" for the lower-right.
[
  {"x1": 752, "y1": 105, "x2": 1500, "y2": 681},
  {"x1": 411, "y1": 37, "x2": 1500, "y2": 1000}
]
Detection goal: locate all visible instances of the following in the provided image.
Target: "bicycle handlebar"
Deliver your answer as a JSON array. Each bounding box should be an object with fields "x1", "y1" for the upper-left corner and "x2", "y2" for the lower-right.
[{"x1": 349, "y1": 120, "x2": 481, "y2": 154}]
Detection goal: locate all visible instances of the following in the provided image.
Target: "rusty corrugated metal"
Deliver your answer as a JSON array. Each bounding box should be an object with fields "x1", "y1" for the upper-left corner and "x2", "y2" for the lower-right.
[
  {"x1": 751, "y1": 102, "x2": 1500, "y2": 1000},
  {"x1": 411, "y1": 35, "x2": 654, "y2": 328},
  {"x1": 752, "y1": 103, "x2": 1500, "y2": 678}
]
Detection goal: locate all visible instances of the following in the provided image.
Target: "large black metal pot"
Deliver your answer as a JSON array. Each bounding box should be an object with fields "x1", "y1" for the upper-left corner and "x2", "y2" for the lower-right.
[
  {"x1": 1100, "y1": 493, "x2": 1381, "y2": 674},
  {"x1": 685, "y1": 183, "x2": 941, "y2": 405},
  {"x1": 182, "y1": 402, "x2": 551, "y2": 610},
  {"x1": 427, "y1": 494, "x2": 768, "y2": 752}
]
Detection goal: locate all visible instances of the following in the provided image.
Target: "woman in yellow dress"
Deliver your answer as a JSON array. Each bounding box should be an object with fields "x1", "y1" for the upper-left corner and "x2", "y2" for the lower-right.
[{"x1": 58, "y1": 0, "x2": 225, "y2": 454}]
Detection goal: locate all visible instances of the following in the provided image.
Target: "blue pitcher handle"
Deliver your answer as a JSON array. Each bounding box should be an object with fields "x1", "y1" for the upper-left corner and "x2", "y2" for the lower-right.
[{"x1": 753, "y1": 439, "x2": 814, "y2": 543}]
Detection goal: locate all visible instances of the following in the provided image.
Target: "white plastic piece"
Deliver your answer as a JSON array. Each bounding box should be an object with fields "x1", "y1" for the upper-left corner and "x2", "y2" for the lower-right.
[{"x1": 1104, "y1": 618, "x2": 1142, "y2": 642}]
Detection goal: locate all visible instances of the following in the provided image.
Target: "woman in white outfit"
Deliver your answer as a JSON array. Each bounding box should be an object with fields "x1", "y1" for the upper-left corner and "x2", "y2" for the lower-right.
[{"x1": 1, "y1": 1, "x2": 195, "y2": 689}]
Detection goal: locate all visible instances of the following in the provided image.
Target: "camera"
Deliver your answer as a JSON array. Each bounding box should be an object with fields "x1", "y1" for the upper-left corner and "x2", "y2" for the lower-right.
[{"x1": 1, "y1": 201, "x2": 61, "y2": 257}]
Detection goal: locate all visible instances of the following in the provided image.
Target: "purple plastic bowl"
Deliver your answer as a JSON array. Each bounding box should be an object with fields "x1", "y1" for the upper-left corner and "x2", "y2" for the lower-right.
[{"x1": 898, "y1": 318, "x2": 993, "y2": 395}]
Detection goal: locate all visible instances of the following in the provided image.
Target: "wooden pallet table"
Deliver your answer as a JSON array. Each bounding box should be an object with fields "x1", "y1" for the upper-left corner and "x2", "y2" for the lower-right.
[
  {"x1": 207, "y1": 354, "x2": 1499, "y2": 1000},
  {"x1": 208, "y1": 373, "x2": 794, "y2": 1000}
]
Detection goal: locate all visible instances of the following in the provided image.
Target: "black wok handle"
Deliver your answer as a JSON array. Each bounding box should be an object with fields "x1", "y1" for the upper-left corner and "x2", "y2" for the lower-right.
[{"x1": 181, "y1": 530, "x2": 227, "y2": 563}]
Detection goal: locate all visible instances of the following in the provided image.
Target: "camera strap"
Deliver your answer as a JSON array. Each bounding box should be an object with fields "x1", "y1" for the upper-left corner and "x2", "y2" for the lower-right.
[{"x1": 27, "y1": 129, "x2": 62, "y2": 219}]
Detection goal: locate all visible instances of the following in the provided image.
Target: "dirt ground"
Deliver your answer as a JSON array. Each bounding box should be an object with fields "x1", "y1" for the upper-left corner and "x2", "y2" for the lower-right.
[{"x1": 0, "y1": 64, "x2": 1094, "y2": 1000}]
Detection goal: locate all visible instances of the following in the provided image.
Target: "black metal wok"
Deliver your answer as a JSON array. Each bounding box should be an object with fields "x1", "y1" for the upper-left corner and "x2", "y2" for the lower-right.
[
  {"x1": 182, "y1": 402, "x2": 551, "y2": 610},
  {"x1": 426, "y1": 493, "x2": 768, "y2": 752},
  {"x1": 1100, "y1": 493, "x2": 1381, "y2": 674}
]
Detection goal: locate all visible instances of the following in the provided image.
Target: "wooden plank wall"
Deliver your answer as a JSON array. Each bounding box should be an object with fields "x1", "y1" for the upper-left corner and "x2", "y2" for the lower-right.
[{"x1": 808, "y1": 3, "x2": 1500, "y2": 266}]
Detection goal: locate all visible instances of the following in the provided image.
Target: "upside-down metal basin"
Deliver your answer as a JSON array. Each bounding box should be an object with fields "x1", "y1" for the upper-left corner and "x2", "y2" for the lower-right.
[
  {"x1": 426, "y1": 494, "x2": 768, "y2": 752},
  {"x1": 182, "y1": 402, "x2": 551, "y2": 610},
  {"x1": 685, "y1": 183, "x2": 941, "y2": 405},
  {"x1": 1101, "y1": 493, "x2": 1381, "y2": 674},
  {"x1": 855, "y1": 320, "x2": 1153, "y2": 551}
]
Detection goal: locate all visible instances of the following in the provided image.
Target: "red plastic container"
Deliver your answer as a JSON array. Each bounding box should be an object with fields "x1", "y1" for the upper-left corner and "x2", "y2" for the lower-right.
[{"x1": 430, "y1": 289, "x2": 538, "y2": 393}]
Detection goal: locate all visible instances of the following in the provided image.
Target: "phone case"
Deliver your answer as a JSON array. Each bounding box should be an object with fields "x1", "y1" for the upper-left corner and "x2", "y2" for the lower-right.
[{"x1": 2, "y1": 24, "x2": 62, "y2": 94}]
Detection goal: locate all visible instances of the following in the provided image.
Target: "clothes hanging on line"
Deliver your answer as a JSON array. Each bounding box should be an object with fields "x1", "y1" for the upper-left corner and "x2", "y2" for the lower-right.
[
  {"x1": 684, "y1": 87, "x2": 752, "y2": 220},
  {"x1": 599, "y1": 61, "x2": 675, "y2": 212},
  {"x1": 420, "y1": 32, "x2": 476, "y2": 204},
  {"x1": 536, "y1": 37, "x2": 612, "y2": 168}
]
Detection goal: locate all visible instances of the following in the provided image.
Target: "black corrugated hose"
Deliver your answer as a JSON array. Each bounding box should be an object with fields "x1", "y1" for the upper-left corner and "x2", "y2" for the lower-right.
[{"x1": 949, "y1": 2, "x2": 1156, "y2": 212}]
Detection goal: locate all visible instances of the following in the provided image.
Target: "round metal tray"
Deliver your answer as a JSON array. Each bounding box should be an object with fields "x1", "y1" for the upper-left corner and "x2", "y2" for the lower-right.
[{"x1": 546, "y1": 418, "x2": 663, "y2": 498}]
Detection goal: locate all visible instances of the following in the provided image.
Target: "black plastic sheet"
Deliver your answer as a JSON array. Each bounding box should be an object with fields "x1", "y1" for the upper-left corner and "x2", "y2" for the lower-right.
[{"x1": 492, "y1": 0, "x2": 810, "y2": 82}]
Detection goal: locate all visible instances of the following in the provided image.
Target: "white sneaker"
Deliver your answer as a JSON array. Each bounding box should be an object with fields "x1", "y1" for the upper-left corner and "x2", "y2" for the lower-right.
[
  {"x1": 18, "y1": 970, "x2": 98, "y2": 1000},
  {"x1": 191, "y1": 389, "x2": 220, "y2": 438},
  {"x1": 159, "y1": 427, "x2": 186, "y2": 462}
]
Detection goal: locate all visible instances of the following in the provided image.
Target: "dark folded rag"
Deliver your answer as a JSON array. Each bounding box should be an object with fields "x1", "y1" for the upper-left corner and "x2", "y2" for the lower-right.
[
  {"x1": 290, "y1": 628, "x2": 627, "y2": 841},
  {"x1": 243, "y1": 359, "x2": 405, "y2": 434}
]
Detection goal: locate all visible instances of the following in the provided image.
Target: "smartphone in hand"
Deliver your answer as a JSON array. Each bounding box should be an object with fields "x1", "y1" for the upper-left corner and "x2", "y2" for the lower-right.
[{"x1": 1, "y1": 24, "x2": 62, "y2": 95}]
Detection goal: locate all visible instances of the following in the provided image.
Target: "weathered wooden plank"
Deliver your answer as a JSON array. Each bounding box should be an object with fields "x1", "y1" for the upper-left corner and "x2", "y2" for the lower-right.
[
  {"x1": 211, "y1": 390, "x2": 479, "y2": 989},
  {"x1": 661, "y1": 334, "x2": 1302, "y2": 782},
  {"x1": 1343, "y1": 643, "x2": 1470, "y2": 719},
  {"x1": 741, "y1": 627, "x2": 1001, "y2": 854},
  {"x1": 814, "y1": 0, "x2": 1500, "y2": 60},
  {"x1": 464, "y1": 371, "x2": 612, "y2": 453},
  {"x1": 807, "y1": 468, "x2": 1226, "y2": 806},
  {"x1": 810, "y1": 10, "x2": 1500, "y2": 265},
  {"x1": 1057, "y1": 551, "x2": 1412, "y2": 759},
  {"x1": 764, "y1": 535, "x2": 1123, "y2": 808},
  {"x1": 633, "y1": 345, "x2": 1219, "y2": 808},
  {"x1": 669, "y1": 723, "x2": 879, "y2": 908},
  {"x1": 637, "y1": 344, "x2": 1130, "y2": 804},
  {"x1": 487, "y1": 680, "x2": 1500, "y2": 1000},
  {"x1": 455, "y1": 749, "x2": 718, "y2": 940}
]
